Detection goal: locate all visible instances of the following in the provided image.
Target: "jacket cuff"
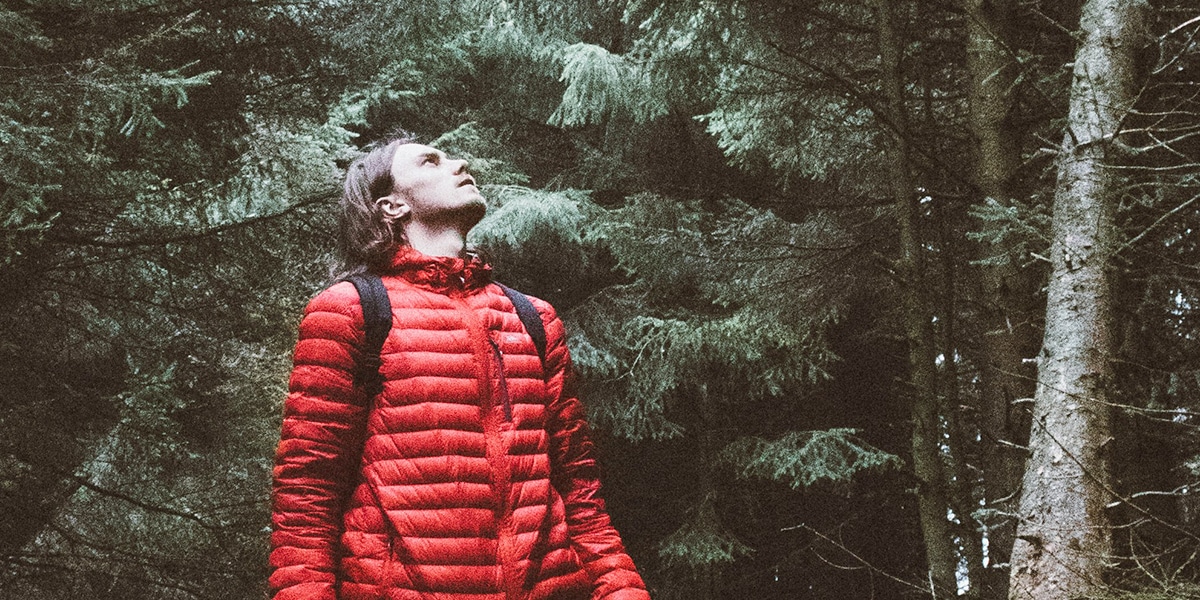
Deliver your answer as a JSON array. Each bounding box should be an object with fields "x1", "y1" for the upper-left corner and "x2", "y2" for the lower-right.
[
  {"x1": 596, "y1": 589, "x2": 651, "y2": 600},
  {"x1": 585, "y1": 555, "x2": 649, "y2": 600},
  {"x1": 270, "y1": 580, "x2": 337, "y2": 600}
]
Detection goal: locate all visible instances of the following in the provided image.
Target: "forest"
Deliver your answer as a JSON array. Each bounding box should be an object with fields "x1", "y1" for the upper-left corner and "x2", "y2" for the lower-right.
[{"x1": 1, "y1": 0, "x2": 1199, "y2": 599}]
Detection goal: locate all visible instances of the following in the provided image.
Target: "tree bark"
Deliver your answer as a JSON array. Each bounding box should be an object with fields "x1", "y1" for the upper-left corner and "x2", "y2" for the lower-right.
[
  {"x1": 1008, "y1": 1, "x2": 1148, "y2": 598},
  {"x1": 874, "y1": 0, "x2": 959, "y2": 596},
  {"x1": 962, "y1": 0, "x2": 1039, "y2": 597}
]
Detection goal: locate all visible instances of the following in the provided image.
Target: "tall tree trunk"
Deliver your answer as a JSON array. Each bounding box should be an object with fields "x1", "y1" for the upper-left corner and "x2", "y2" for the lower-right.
[
  {"x1": 1008, "y1": 1, "x2": 1148, "y2": 598},
  {"x1": 962, "y1": 0, "x2": 1038, "y2": 597},
  {"x1": 874, "y1": 0, "x2": 958, "y2": 596},
  {"x1": 938, "y1": 205, "x2": 988, "y2": 600}
]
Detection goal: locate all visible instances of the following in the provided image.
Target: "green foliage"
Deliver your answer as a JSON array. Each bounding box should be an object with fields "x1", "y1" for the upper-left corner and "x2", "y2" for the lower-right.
[
  {"x1": 568, "y1": 193, "x2": 851, "y2": 441},
  {"x1": 0, "y1": 56, "x2": 209, "y2": 236},
  {"x1": 0, "y1": 1, "x2": 356, "y2": 597},
  {"x1": 966, "y1": 196, "x2": 1053, "y2": 267},
  {"x1": 701, "y1": 81, "x2": 880, "y2": 187},
  {"x1": 548, "y1": 42, "x2": 666, "y2": 127},
  {"x1": 471, "y1": 185, "x2": 594, "y2": 249},
  {"x1": 474, "y1": 2, "x2": 566, "y2": 78},
  {"x1": 571, "y1": 304, "x2": 691, "y2": 441},
  {"x1": 222, "y1": 118, "x2": 353, "y2": 218},
  {"x1": 624, "y1": 0, "x2": 892, "y2": 192},
  {"x1": 117, "y1": 66, "x2": 220, "y2": 137},
  {"x1": 625, "y1": 0, "x2": 746, "y2": 105},
  {"x1": 433, "y1": 123, "x2": 531, "y2": 187},
  {"x1": 720, "y1": 429, "x2": 901, "y2": 489},
  {"x1": 1184, "y1": 454, "x2": 1200, "y2": 478},
  {"x1": 327, "y1": 59, "x2": 425, "y2": 129},
  {"x1": 7, "y1": 358, "x2": 275, "y2": 599},
  {"x1": 0, "y1": 114, "x2": 60, "y2": 234},
  {"x1": 0, "y1": 6, "x2": 50, "y2": 57},
  {"x1": 658, "y1": 494, "x2": 752, "y2": 571}
]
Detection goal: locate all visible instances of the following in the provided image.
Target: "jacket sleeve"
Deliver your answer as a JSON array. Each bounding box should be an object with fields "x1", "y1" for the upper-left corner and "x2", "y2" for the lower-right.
[
  {"x1": 270, "y1": 282, "x2": 370, "y2": 600},
  {"x1": 538, "y1": 300, "x2": 651, "y2": 600}
]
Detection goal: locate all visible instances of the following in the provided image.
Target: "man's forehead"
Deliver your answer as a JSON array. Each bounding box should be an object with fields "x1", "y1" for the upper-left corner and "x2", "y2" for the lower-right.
[{"x1": 394, "y1": 143, "x2": 442, "y2": 160}]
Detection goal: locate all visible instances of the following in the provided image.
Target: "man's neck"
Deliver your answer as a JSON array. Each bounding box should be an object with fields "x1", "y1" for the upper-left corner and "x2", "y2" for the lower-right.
[{"x1": 402, "y1": 222, "x2": 469, "y2": 258}]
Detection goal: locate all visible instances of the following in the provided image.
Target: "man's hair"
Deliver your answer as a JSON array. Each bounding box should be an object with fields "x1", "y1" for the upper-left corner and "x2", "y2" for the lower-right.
[{"x1": 336, "y1": 131, "x2": 418, "y2": 276}]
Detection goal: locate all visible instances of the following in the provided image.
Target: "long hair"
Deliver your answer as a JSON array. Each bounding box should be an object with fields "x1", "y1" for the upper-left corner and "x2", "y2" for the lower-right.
[{"x1": 336, "y1": 132, "x2": 418, "y2": 277}]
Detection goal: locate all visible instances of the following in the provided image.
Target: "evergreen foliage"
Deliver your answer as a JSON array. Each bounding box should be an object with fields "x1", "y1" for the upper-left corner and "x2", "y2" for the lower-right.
[
  {"x1": 549, "y1": 42, "x2": 665, "y2": 128},
  {"x1": 966, "y1": 197, "x2": 1053, "y2": 267},
  {"x1": 657, "y1": 494, "x2": 752, "y2": 570},
  {"x1": 721, "y1": 429, "x2": 900, "y2": 489},
  {"x1": 566, "y1": 193, "x2": 852, "y2": 440}
]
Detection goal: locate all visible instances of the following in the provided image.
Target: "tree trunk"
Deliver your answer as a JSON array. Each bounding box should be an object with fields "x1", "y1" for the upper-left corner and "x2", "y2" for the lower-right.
[
  {"x1": 874, "y1": 0, "x2": 958, "y2": 596},
  {"x1": 939, "y1": 214, "x2": 988, "y2": 600},
  {"x1": 962, "y1": 0, "x2": 1039, "y2": 597},
  {"x1": 1008, "y1": 1, "x2": 1148, "y2": 598}
]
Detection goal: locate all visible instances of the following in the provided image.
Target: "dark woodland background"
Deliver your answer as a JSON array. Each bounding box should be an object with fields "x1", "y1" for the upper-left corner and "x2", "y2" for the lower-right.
[{"x1": 1, "y1": 1, "x2": 1199, "y2": 599}]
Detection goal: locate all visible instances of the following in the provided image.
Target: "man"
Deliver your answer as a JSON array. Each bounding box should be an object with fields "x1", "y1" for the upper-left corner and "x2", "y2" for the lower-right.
[{"x1": 270, "y1": 136, "x2": 649, "y2": 600}]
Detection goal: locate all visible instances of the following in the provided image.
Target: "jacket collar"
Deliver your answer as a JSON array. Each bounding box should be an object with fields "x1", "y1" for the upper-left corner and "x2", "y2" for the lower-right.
[{"x1": 383, "y1": 245, "x2": 492, "y2": 292}]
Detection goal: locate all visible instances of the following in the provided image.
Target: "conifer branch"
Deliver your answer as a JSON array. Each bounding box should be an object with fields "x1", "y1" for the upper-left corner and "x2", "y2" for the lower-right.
[
  {"x1": 792, "y1": 523, "x2": 939, "y2": 596},
  {"x1": 41, "y1": 188, "x2": 335, "y2": 249}
]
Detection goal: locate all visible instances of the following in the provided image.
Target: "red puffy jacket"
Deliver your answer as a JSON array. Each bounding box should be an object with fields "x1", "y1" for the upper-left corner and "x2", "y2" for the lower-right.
[{"x1": 270, "y1": 247, "x2": 649, "y2": 600}]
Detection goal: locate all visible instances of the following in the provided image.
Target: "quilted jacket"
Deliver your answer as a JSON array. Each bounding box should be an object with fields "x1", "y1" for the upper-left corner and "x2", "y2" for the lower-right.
[{"x1": 270, "y1": 246, "x2": 649, "y2": 600}]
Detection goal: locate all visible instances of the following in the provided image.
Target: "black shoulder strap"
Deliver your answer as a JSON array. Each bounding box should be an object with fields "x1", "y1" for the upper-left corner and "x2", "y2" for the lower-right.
[
  {"x1": 341, "y1": 276, "x2": 543, "y2": 393},
  {"x1": 342, "y1": 273, "x2": 392, "y2": 398},
  {"x1": 497, "y1": 283, "x2": 547, "y2": 367}
]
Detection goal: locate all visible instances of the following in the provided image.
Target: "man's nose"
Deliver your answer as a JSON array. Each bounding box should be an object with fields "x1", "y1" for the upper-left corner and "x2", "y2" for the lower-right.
[{"x1": 453, "y1": 158, "x2": 469, "y2": 174}]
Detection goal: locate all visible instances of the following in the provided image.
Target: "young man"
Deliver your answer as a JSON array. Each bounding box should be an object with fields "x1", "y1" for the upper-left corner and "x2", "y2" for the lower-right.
[{"x1": 269, "y1": 137, "x2": 649, "y2": 600}]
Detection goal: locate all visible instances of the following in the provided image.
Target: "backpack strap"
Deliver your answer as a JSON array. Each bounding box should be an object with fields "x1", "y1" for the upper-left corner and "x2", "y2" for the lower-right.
[
  {"x1": 338, "y1": 274, "x2": 406, "y2": 546},
  {"x1": 342, "y1": 273, "x2": 392, "y2": 398},
  {"x1": 497, "y1": 283, "x2": 547, "y2": 367},
  {"x1": 341, "y1": 276, "x2": 546, "y2": 394}
]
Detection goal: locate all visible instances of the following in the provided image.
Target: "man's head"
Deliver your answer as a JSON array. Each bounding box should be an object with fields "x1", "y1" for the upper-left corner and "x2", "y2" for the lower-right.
[
  {"x1": 338, "y1": 135, "x2": 485, "y2": 272},
  {"x1": 375, "y1": 143, "x2": 485, "y2": 231}
]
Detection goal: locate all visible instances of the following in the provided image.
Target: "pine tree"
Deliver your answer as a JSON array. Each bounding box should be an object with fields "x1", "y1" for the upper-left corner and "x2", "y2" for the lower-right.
[{"x1": 1009, "y1": 1, "x2": 1150, "y2": 597}]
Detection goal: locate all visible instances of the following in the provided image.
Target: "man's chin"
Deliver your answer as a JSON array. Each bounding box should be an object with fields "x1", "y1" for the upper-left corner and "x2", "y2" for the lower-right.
[{"x1": 457, "y1": 199, "x2": 488, "y2": 229}]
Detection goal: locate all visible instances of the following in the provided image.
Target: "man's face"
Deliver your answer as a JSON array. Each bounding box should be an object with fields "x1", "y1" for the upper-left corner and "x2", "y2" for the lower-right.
[{"x1": 388, "y1": 143, "x2": 486, "y2": 228}]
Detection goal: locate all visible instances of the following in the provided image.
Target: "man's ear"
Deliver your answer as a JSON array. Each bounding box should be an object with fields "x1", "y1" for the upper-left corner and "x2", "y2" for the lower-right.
[{"x1": 376, "y1": 195, "x2": 409, "y2": 223}]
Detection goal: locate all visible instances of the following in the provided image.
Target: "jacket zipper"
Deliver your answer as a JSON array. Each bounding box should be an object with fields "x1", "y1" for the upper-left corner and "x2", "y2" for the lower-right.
[
  {"x1": 380, "y1": 537, "x2": 394, "y2": 600},
  {"x1": 487, "y1": 335, "x2": 513, "y2": 422},
  {"x1": 485, "y1": 331, "x2": 518, "y2": 598}
]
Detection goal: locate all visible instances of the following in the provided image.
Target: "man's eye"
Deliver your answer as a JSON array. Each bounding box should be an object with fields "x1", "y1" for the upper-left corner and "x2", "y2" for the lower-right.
[{"x1": 423, "y1": 156, "x2": 438, "y2": 165}]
